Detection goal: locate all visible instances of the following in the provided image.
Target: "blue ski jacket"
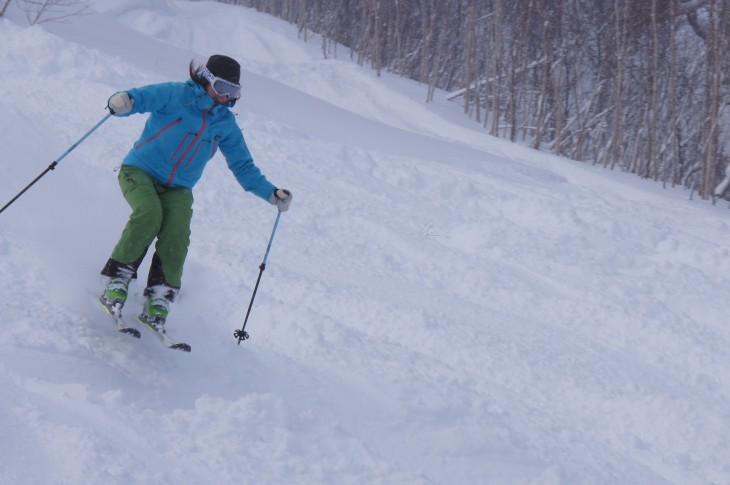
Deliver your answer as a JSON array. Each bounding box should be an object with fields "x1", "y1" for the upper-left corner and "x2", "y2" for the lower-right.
[{"x1": 112, "y1": 80, "x2": 276, "y2": 201}]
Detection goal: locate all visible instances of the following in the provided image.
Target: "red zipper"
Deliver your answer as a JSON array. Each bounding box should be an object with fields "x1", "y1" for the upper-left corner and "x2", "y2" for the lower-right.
[
  {"x1": 186, "y1": 139, "x2": 204, "y2": 168},
  {"x1": 165, "y1": 109, "x2": 208, "y2": 186},
  {"x1": 171, "y1": 133, "x2": 190, "y2": 161},
  {"x1": 135, "y1": 117, "x2": 182, "y2": 150},
  {"x1": 210, "y1": 136, "x2": 219, "y2": 158}
]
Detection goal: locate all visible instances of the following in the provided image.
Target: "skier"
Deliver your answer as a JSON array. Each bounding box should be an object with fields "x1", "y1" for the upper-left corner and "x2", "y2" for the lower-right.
[{"x1": 99, "y1": 54, "x2": 292, "y2": 335}]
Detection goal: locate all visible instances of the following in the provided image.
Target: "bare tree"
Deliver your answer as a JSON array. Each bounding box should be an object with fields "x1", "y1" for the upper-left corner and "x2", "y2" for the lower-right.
[
  {"x1": 16, "y1": 0, "x2": 90, "y2": 25},
  {"x1": 215, "y1": 0, "x2": 730, "y2": 204}
]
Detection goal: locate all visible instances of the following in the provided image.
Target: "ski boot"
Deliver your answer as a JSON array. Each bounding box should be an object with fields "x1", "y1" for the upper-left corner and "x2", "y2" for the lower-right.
[
  {"x1": 138, "y1": 285, "x2": 178, "y2": 334},
  {"x1": 99, "y1": 276, "x2": 131, "y2": 318}
]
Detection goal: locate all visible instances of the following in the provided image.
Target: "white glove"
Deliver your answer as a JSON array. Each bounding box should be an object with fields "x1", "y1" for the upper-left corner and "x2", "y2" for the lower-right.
[
  {"x1": 108, "y1": 92, "x2": 134, "y2": 115},
  {"x1": 268, "y1": 189, "x2": 292, "y2": 212}
]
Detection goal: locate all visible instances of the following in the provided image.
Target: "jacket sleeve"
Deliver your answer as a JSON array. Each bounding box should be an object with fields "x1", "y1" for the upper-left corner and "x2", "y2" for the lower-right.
[
  {"x1": 219, "y1": 123, "x2": 277, "y2": 201},
  {"x1": 109, "y1": 83, "x2": 178, "y2": 117}
]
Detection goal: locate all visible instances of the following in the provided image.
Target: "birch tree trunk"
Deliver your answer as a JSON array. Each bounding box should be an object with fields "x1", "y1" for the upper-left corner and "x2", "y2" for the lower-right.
[
  {"x1": 0, "y1": 0, "x2": 11, "y2": 17},
  {"x1": 608, "y1": 0, "x2": 627, "y2": 169}
]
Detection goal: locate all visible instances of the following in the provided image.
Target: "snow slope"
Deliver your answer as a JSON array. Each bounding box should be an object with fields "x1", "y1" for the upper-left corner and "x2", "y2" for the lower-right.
[{"x1": 1, "y1": 1, "x2": 729, "y2": 483}]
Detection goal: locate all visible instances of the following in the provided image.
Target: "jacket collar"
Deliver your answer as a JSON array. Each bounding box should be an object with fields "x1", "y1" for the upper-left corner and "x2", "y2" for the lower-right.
[{"x1": 187, "y1": 79, "x2": 228, "y2": 114}]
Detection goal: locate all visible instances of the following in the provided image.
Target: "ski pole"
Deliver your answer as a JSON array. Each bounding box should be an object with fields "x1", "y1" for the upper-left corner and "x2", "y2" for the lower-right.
[
  {"x1": 235, "y1": 210, "x2": 283, "y2": 344},
  {"x1": 0, "y1": 112, "x2": 112, "y2": 216}
]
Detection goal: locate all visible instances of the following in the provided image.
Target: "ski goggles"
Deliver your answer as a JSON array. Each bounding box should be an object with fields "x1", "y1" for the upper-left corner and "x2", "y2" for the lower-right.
[{"x1": 200, "y1": 67, "x2": 241, "y2": 100}]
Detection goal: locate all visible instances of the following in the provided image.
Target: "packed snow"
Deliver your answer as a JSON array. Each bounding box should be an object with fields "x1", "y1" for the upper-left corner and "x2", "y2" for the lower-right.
[{"x1": 1, "y1": 0, "x2": 729, "y2": 483}]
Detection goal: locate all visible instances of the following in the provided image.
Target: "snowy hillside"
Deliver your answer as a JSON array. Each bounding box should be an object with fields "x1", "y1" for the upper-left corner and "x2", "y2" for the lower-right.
[{"x1": 1, "y1": 1, "x2": 729, "y2": 484}]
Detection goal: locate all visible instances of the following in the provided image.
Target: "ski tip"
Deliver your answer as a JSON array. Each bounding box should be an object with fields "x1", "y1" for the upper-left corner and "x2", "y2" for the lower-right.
[
  {"x1": 120, "y1": 328, "x2": 142, "y2": 339},
  {"x1": 169, "y1": 343, "x2": 191, "y2": 352}
]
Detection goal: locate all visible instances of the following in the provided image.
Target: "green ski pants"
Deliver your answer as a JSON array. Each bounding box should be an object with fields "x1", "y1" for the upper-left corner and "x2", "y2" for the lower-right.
[{"x1": 110, "y1": 165, "x2": 193, "y2": 288}]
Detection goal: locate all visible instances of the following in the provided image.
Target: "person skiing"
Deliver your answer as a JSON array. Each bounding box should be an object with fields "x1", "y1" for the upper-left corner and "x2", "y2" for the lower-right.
[{"x1": 98, "y1": 54, "x2": 292, "y2": 335}]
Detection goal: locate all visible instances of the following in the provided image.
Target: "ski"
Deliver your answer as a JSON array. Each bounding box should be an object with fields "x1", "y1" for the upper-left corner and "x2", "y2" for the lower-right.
[
  {"x1": 96, "y1": 296, "x2": 141, "y2": 339},
  {"x1": 136, "y1": 316, "x2": 191, "y2": 352}
]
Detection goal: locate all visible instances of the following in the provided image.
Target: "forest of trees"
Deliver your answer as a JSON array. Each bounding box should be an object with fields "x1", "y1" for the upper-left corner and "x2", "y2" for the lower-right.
[{"x1": 213, "y1": 0, "x2": 729, "y2": 202}]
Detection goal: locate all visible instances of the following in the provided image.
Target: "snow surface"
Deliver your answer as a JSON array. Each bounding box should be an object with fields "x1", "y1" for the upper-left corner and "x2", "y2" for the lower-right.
[{"x1": 1, "y1": 1, "x2": 730, "y2": 483}]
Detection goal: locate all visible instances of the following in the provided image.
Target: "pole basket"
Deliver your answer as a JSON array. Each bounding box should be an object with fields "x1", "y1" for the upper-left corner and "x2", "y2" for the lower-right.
[{"x1": 234, "y1": 329, "x2": 249, "y2": 342}]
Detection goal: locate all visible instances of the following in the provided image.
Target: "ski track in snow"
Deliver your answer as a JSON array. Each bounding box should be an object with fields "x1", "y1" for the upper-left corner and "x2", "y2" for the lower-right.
[{"x1": 1, "y1": 0, "x2": 730, "y2": 483}]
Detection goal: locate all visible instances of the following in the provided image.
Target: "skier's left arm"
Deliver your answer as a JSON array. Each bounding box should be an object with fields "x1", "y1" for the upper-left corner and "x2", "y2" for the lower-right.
[{"x1": 220, "y1": 127, "x2": 292, "y2": 211}]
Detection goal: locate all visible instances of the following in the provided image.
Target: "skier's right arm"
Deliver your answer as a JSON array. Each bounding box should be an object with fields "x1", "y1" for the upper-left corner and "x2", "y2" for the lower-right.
[{"x1": 107, "y1": 83, "x2": 176, "y2": 117}]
